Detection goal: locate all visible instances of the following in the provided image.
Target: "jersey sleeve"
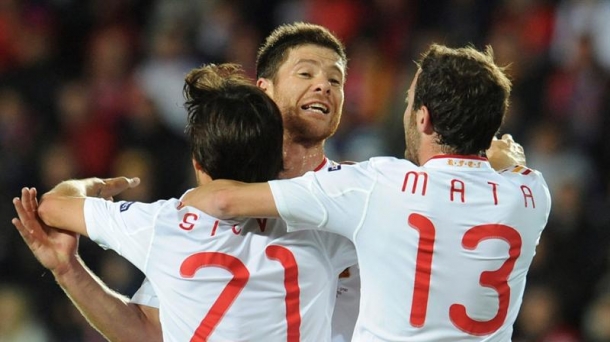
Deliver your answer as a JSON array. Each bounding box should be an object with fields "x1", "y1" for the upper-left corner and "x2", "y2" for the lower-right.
[
  {"x1": 501, "y1": 166, "x2": 552, "y2": 216},
  {"x1": 269, "y1": 162, "x2": 375, "y2": 239},
  {"x1": 130, "y1": 278, "x2": 159, "y2": 308},
  {"x1": 84, "y1": 198, "x2": 167, "y2": 271},
  {"x1": 500, "y1": 165, "x2": 553, "y2": 249}
]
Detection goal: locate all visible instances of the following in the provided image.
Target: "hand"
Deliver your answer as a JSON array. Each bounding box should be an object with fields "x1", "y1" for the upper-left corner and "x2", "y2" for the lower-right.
[
  {"x1": 91, "y1": 177, "x2": 141, "y2": 200},
  {"x1": 486, "y1": 134, "x2": 526, "y2": 171},
  {"x1": 12, "y1": 187, "x2": 79, "y2": 277}
]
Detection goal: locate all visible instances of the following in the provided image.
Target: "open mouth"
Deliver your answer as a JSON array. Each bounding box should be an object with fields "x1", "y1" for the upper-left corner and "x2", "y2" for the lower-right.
[{"x1": 301, "y1": 102, "x2": 330, "y2": 114}]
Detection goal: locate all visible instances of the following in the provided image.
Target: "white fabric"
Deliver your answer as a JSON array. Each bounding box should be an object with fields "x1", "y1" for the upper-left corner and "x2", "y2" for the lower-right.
[
  {"x1": 130, "y1": 278, "x2": 158, "y2": 308},
  {"x1": 331, "y1": 264, "x2": 361, "y2": 342},
  {"x1": 270, "y1": 156, "x2": 551, "y2": 341},
  {"x1": 130, "y1": 158, "x2": 362, "y2": 341},
  {"x1": 85, "y1": 194, "x2": 356, "y2": 342}
]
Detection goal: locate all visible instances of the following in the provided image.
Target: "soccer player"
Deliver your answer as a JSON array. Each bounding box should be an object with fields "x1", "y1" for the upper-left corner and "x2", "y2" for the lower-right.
[
  {"x1": 20, "y1": 63, "x2": 357, "y2": 341},
  {"x1": 178, "y1": 44, "x2": 552, "y2": 341}
]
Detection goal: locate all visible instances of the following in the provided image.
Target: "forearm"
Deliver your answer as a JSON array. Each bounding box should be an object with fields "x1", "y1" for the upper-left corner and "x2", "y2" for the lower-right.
[
  {"x1": 39, "y1": 177, "x2": 138, "y2": 234},
  {"x1": 184, "y1": 180, "x2": 279, "y2": 219},
  {"x1": 38, "y1": 178, "x2": 100, "y2": 235},
  {"x1": 54, "y1": 256, "x2": 161, "y2": 342},
  {"x1": 223, "y1": 183, "x2": 279, "y2": 217}
]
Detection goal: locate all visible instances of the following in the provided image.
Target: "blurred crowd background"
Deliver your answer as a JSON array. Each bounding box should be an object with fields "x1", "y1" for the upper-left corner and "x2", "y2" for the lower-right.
[{"x1": 1, "y1": 0, "x2": 610, "y2": 341}]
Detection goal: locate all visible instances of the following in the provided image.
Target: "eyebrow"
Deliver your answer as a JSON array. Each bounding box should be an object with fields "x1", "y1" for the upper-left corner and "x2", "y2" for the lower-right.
[{"x1": 294, "y1": 59, "x2": 344, "y2": 75}]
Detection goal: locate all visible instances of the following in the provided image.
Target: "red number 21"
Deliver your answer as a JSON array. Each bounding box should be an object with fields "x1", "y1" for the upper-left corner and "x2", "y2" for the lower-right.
[
  {"x1": 180, "y1": 246, "x2": 301, "y2": 341},
  {"x1": 408, "y1": 213, "x2": 522, "y2": 336}
]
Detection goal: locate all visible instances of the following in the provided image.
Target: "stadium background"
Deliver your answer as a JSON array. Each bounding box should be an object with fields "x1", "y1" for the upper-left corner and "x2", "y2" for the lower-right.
[{"x1": 1, "y1": 0, "x2": 609, "y2": 340}]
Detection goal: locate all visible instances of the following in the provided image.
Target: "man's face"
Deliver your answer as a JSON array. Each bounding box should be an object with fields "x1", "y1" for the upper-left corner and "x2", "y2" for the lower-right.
[
  {"x1": 404, "y1": 70, "x2": 421, "y2": 164},
  {"x1": 261, "y1": 44, "x2": 346, "y2": 146}
]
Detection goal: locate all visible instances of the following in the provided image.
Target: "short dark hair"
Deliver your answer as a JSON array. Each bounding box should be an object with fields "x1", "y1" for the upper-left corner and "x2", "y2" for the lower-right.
[
  {"x1": 414, "y1": 44, "x2": 512, "y2": 155},
  {"x1": 256, "y1": 22, "x2": 347, "y2": 80},
  {"x1": 183, "y1": 63, "x2": 284, "y2": 182}
]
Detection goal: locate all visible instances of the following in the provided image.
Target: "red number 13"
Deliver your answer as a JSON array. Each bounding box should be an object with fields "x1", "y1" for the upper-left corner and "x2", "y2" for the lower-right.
[{"x1": 408, "y1": 213, "x2": 522, "y2": 335}]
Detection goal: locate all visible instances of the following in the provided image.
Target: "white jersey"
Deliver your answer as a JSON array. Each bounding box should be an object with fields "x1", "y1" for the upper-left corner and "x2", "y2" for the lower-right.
[
  {"x1": 269, "y1": 156, "x2": 551, "y2": 341},
  {"x1": 130, "y1": 157, "x2": 362, "y2": 341},
  {"x1": 332, "y1": 264, "x2": 361, "y2": 342},
  {"x1": 84, "y1": 193, "x2": 356, "y2": 342}
]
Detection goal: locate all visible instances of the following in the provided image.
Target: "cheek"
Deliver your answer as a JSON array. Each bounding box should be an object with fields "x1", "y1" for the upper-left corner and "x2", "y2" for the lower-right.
[
  {"x1": 328, "y1": 86, "x2": 342, "y2": 106},
  {"x1": 335, "y1": 89, "x2": 344, "y2": 104}
]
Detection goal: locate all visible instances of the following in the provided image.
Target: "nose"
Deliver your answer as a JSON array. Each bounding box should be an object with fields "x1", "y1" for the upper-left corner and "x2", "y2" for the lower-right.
[{"x1": 313, "y1": 78, "x2": 332, "y2": 95}]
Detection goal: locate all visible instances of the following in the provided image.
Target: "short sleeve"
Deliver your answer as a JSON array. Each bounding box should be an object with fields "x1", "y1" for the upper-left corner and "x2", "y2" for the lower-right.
[
  {"x1": 84, "y1": 198, "x2": 166, "y2": 271},
  {"x1": 269, "y1": 162, "x2": 375, "y2": 239},
  {"x1": 130, "y1": 278, "x2": 159, "y2": 308}
]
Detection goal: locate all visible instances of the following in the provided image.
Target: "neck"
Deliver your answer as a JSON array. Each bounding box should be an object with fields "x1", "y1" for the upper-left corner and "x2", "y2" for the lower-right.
[
  {"x1": 280, "y1": 138, "x2": 326, "y2": 179},
  {"x1": 195, "y1": 170, "x2": 213, "y2": 186},
  {"x1": 417, "y1": 135, "x2": 444, "y2": 165}
]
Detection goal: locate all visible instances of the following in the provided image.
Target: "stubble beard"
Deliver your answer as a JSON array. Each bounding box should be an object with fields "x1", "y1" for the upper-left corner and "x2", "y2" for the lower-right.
[
  {"x1": 404, "y1": 110, "x2": 420, "y2": 165},
  {"x1": 282, "y1": 105, "x2": 338, "y2": 147}
]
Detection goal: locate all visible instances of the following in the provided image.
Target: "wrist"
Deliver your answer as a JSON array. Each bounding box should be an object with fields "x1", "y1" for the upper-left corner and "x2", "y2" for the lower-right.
[{"x1": 53, "y1": 255, "x2": 86, "y2": 285}]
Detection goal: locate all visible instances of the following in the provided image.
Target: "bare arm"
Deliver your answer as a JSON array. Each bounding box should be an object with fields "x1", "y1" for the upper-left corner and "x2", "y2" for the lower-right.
[
  {"x1": 181, "y1": 179, "x2": 279, "y2": 219},
  {"x1": 54, "y1": 256, "x2": 162, "y2": 342},
  {"x1": 13, "y1": 183, "x2": 161, "y2": 342},
  {"x1": 38, "y1": 177, "x2": 140, "y2": 236}
]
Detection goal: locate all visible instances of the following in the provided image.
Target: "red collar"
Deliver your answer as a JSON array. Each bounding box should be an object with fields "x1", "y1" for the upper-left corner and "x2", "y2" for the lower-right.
[{"x1": 313, "y1": 157, "x2": 328, "y2": 171}]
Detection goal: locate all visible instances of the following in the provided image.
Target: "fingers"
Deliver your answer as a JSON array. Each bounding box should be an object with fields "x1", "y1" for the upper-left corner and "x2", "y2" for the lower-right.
[
  {"x1": 11, "y1": 217, "x2": 34, "y2": 241},
  {"x1": 22, "y1": 187, "x2": 38, "y2": 212},
  {"x1": 11, "y1": 217, "x2": 25, "y2": 231},
  {"x1": 491, "y1": 134, "x2": 515, "y2": 149},
  {"x1": 32, "y1": 187, "x2": 38, "y2": 206},
  {"x1": 13, "y1": 196, "x2": 27, "y2": 224},
  {"x1": 129, "y1": 177, "x2": 141, "y2": 188},
  {"x1": 106, "y1": 176, "x2": 140, "y2": 188},
  {"x1": 501, "y1": 133, "x2": 524, "y2": 152},
  {"x1": 105, "y1": 176, "x2": 140, "y2": 188},
  {"x1": 100, "y1": 177, "x2": 140, "y2": 198},
  {"x1": 12, "y1": 216, "x2": 31, "y2": 240},
  {"x1": 12, "y1": 195, "x2": 37, "y2": 238}
]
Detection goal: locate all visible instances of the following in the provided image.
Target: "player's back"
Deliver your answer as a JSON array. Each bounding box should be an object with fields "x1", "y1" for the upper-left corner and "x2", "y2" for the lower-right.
[
  {"x1": 350, "y1": 156, "x2": 551, "y2": 341},
  {"x1": 272, "y1": 156, "x2": 551, "y2": 341},
  {"x1": 85, "y1": 196, "x2": 356, "y2": 342}
]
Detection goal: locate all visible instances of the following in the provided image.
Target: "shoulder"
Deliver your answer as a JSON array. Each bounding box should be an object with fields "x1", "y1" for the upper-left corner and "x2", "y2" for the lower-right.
[
  {"x1": 314, "y1": 157, "x2": 412, "y2": 186},
  {"x1": 368, "y1": 156, "x2": 416, "y2": 168},
  {"x1": 94, "y1": 198, "x2": 180, "y2": 220},
  {"x1": 497, "y1": 165, "x2": 552, "y2": 207},
  {"x1": 325, "y1": 156, "x2": 406, "y2": 173},
  {"x1": 498, "y1": 165, "x2": 549, "y2": 187}
]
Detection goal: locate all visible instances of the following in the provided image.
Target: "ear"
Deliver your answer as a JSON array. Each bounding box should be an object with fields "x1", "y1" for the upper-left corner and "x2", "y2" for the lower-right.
[
  {"x1": 257, "y1": 78, "x2": 271, "y2": 92},
  {"x1": 192, "y1": 157, "x2": 202, "y2": 171},
  {"x1": 417, "y1": 105, "x2": 434, "y2": 135}
]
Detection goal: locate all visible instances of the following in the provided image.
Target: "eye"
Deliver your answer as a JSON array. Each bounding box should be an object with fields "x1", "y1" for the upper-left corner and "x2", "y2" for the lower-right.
[
  {"x1": 298, "y1": 72, "x2": 311, "y2": 78},
  {"x1": 330, "y1": 78, "x2": 341, "y2": 86}
]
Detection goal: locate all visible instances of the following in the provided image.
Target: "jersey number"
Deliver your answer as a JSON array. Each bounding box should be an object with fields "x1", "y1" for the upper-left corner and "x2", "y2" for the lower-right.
[
  {"x1": 180, "y1": 246, "x2": 301, "y2": 342},
  {"x1": 408, "y1": 213, "x2": 522, "y2": 335}
]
